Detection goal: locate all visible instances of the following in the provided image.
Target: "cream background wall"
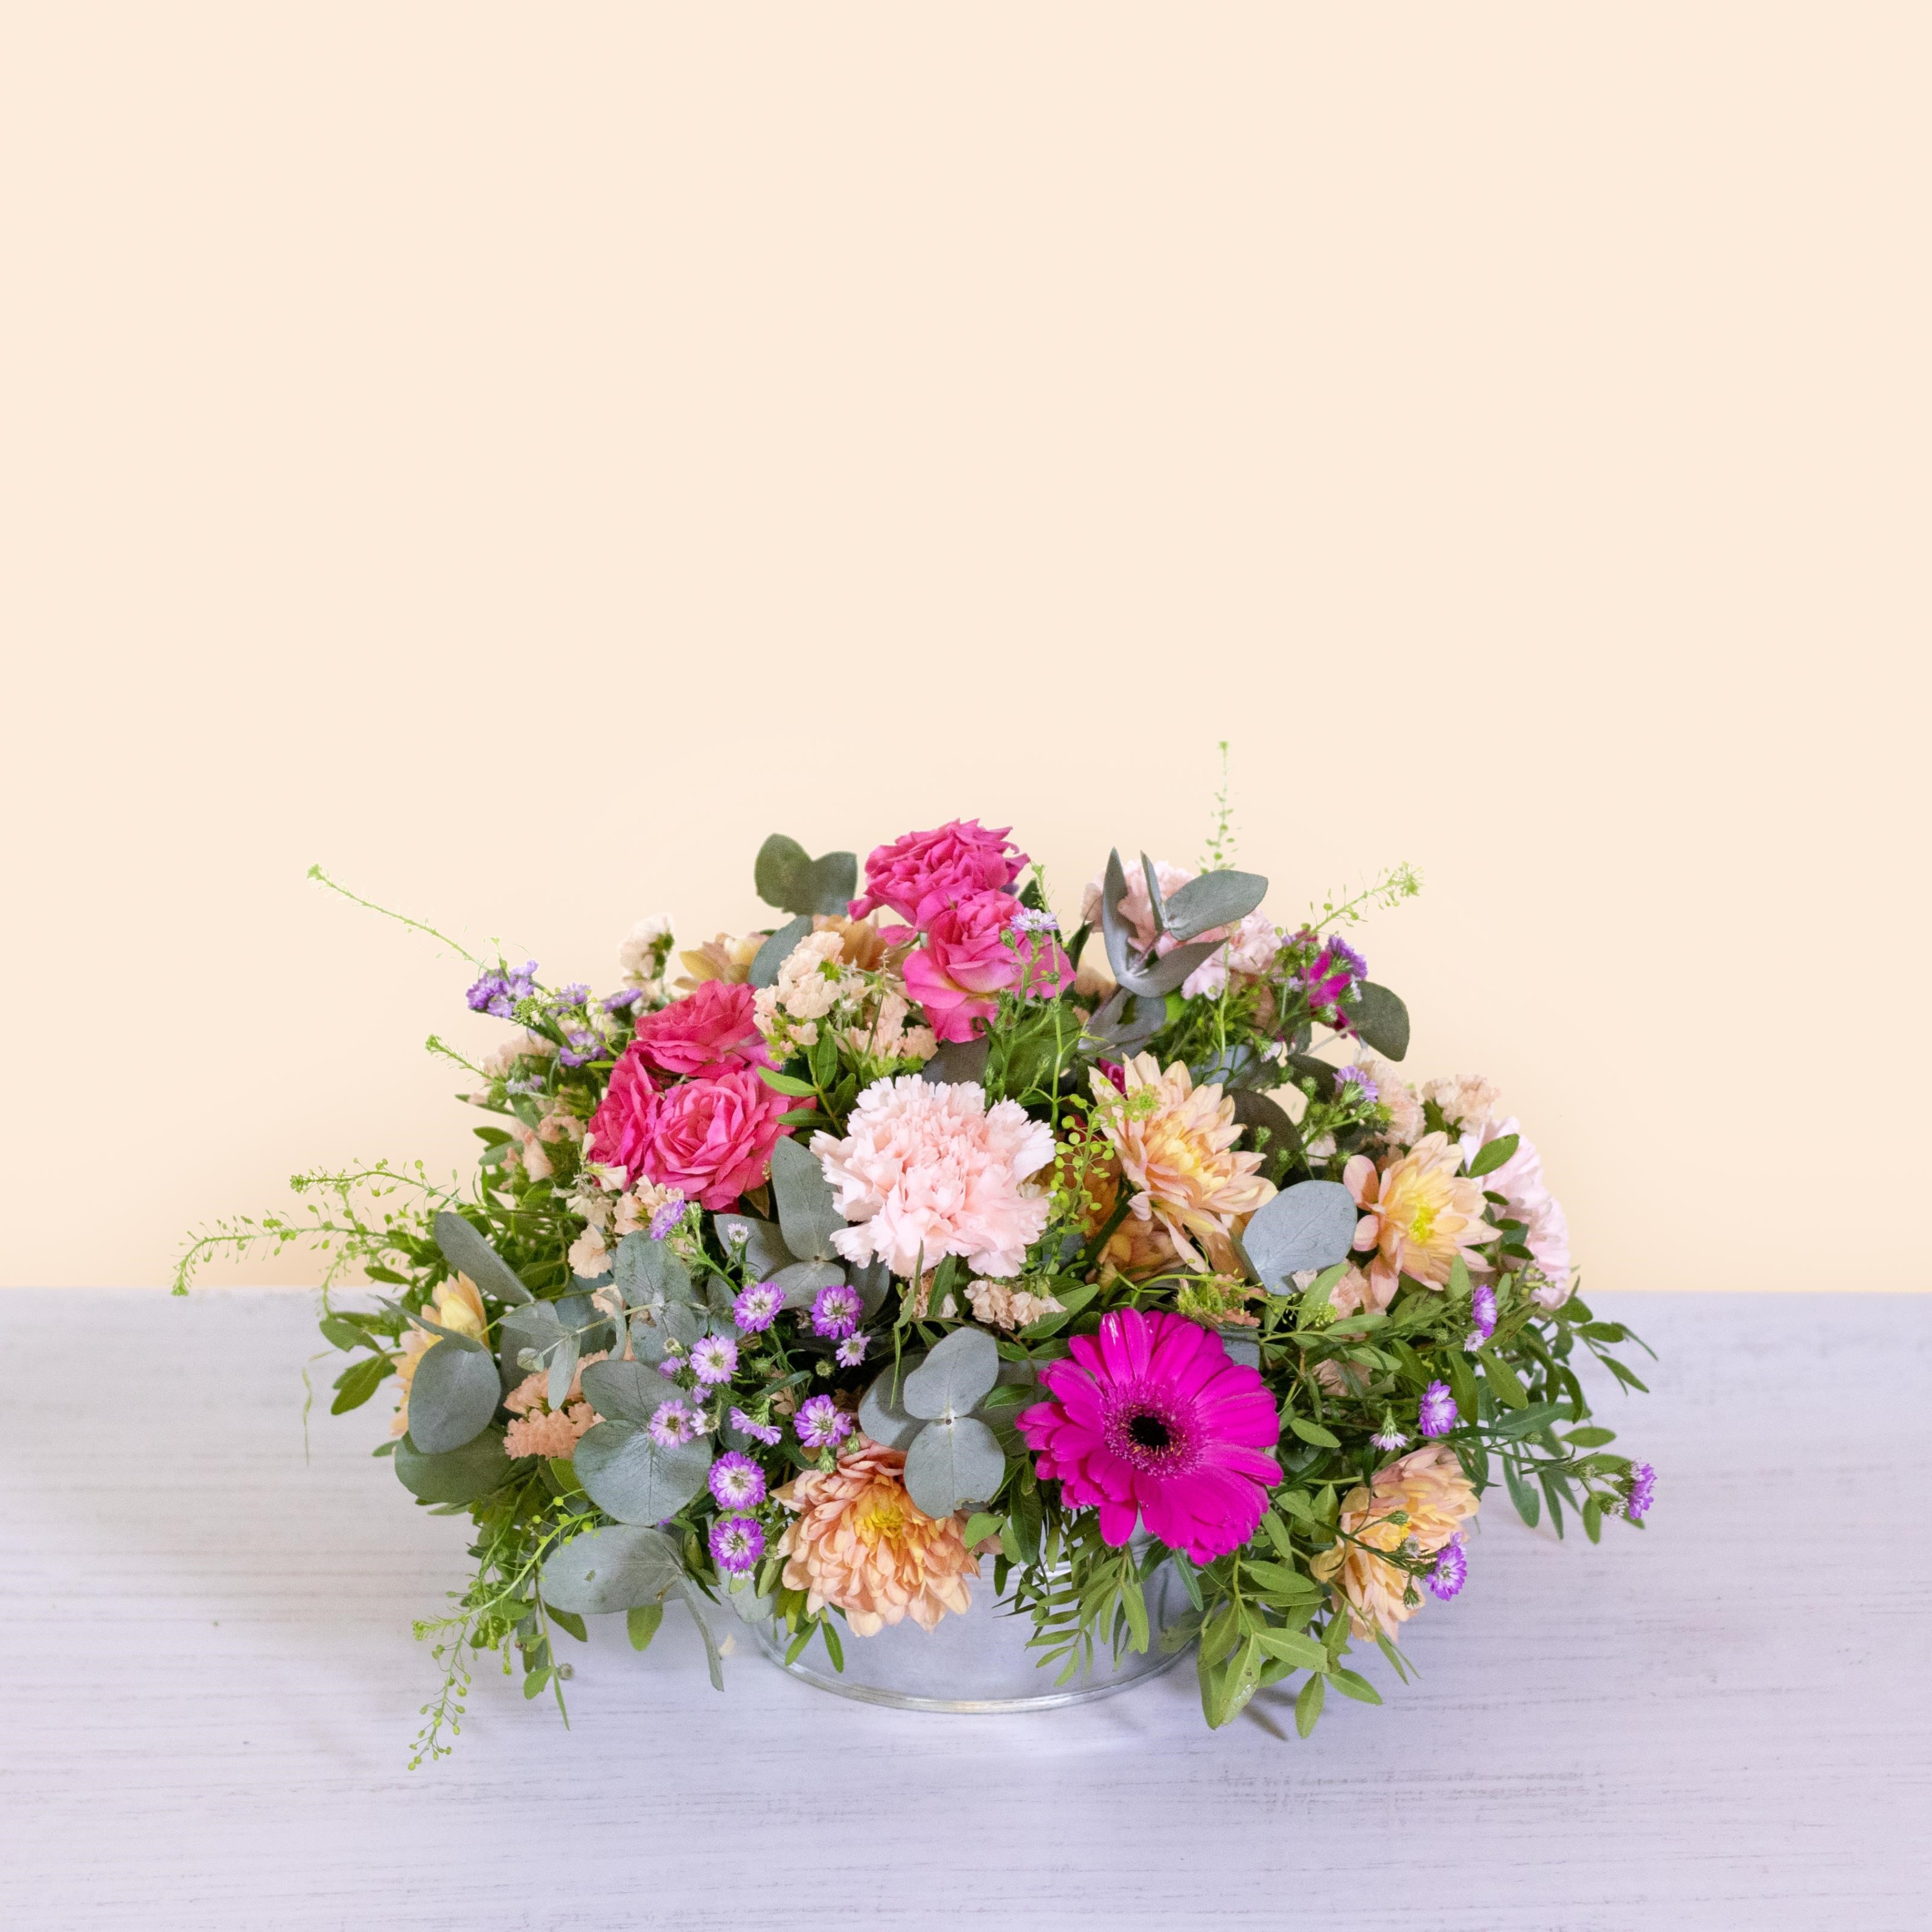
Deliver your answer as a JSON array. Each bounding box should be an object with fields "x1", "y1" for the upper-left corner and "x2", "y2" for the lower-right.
[{"x1": 1, "y1": 7, "x2": 1924, "y2": 1291}]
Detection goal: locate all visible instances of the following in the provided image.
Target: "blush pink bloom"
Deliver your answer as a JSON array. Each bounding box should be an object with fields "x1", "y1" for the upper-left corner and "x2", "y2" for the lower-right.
[
  {"x1": 849, "y1": 819, "x2": 1028, "y2": 923},
  {"x1": 587, "y1": 1062, "x2": 801, "y2": 1209},
  {"x1": 1017, "y1": 1308, "x2": 1281, "y2": 1564},
  {"x1": 900, "y1": 889, "x2": 1074, "y2": 1044},
  {"x1": 628, "y1": 979, "x2": 769, "y2": 1079}
]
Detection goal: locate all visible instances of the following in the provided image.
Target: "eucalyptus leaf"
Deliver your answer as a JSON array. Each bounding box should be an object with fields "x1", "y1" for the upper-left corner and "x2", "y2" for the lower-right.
[
  {"x1": 394, "y1": 1427, "x2": 512, "y2": 1505},
  {"x1": 498, "y1": 1300, "x2": 561, "y2": 1391},
  {"x1": 919, "y1": 1035, "x2": 990, "y2": 1087},
  {"x1": 407, "y1": 1336, "x2": 502, "y2": 1454},
  {"x1": 578, "y1": 1359, "x2": 661, "y2": 1427},
  {"x1": 857, "y1": 1367, "x2": 923, "y2": 1450},
  {"x1": 769, "y1": 1258, "x2": 846, "y2": 1306},
  {"x1": 661, "y1": 1301, "x2": 703, "y2": 1348},
  {"x1": 546, "y1": 1325, "x2": 581, "y2": 1415},
  {"x1": 431, "y1": 1211, "x2": 533, "y2": 1305},
  {"x1": 711, "y1": 1214, "x2": 792, "y2": 1281},
  {"x1": 903, "y1": 1415, "x2": 1006, "y2": 1517},
  {"x1": 616, "y1": 1233, "x2": 695, "y2": 1307},
  {"x1": 629, "y1": 1310, "x2": 670, "y2": 1366},
  {"x1": 539, "y1": 1523, "x2": 683, "y2": 1616},
  {"x1": 1194, "y1": 1043, "x2": 1262, "y2": 1090},
  {"x1": 901, "y1": 1324, "x2": 1000, "y2": 1419},
  {"x1": 574, "y1": 1420, "x2": 714, "y2": 1526},
  {"x1": 1139, "y1": 852, "x2": 1169, "y2": 936},
  {"x1": 1122, "y1": 936, "x2": 1223, "y2": 998},
  {"x1": 676, "y1": 1579, "x2": 727, "y2": 1692},
  {"x1": 769, "y1": 1136, "x2": 843, "y2": 1262},
  {"x1": 1349, "y1": 982, "x2": 1410, "y2": 1061},
  {"x1": 1235, "y1": 1180, "x2": 1360, "y2": 1290},
  {"x1": 851, "y1": 1258, "x2": 893, "y2": 1318},
  {"x1": 1086, "y1": 987, "x2": 1166, "y2": 1055},
  {"x1": 1163, "y1": 869, "x2": 1268, "y2": 942},
  {"x1": 749, "y1": 914, "x2": 813, "y2": 989},
  {"x1": 1230, "y1": 1087, "x2": 1305, "y2": 1180},
  {"x1": 1098, "y1": 849, "x2": 1136, "y2": 985},
  {"x1": 755, "y1": 834, "x2": 857, "y2": 917},
  {"x1": 1219, "y1": 1331, "x2": 1261, "y2": 1369}
]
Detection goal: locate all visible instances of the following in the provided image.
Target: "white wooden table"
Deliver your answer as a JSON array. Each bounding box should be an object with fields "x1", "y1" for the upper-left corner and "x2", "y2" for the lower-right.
[{"x1": 7, "y1": 1290, "x2": 1927, "y2": 1931}]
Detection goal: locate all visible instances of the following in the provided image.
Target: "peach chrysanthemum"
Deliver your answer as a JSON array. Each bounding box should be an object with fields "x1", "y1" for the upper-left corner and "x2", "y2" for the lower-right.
[
  {"x1": 391, "y1": 1275, "x2": 488, "y2": 1436},
  {"x1": 1343, "y1": 1132, "x2": 1496, "y2": 1305},
  {"x1": 1313, "y1": 1442, "x2": 1479, "y2": 1637},
  {"x1": 813, "y1": 1076, "x2": 1055, "y2": 1278},
  {"x1": 772, "y1": 1439, "x2": 980, "y2": 1635},
  {"x1": 1087, "y1": 1054, "x2": 1276, "y2": 1275},
  {"x1": 501, "y1": 1350, "x2": 607, "y2": 1460}
]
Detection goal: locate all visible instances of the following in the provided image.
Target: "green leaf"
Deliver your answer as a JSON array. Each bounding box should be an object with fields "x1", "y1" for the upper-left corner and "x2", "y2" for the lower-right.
[
  {"x1": 319, "y1": 1316, "x2": 368, "y2": 1352},
  {"x1": 756, "y1": 1067, "x2": 819, "y2": 1098},
  {"x1": 1121, "y1": 1576, "x2": 1151, "y2": 1654},
  {"x1": 627, "y1": 1602, "x2": 665, "y2": 1651},
  {"x1": 1288, "y1": 1415, "x2": 1340, "y2": 1448},
  {"x1": 522, "y1": 1666, "x2": 551, "y2": 1700},
  {"x1": 1163, "y1": 869, "x2": 1269, "y2": 942},
  {"x1": 902, "y1": 1415, "x2": 1006, "y2": 1517},
  {"x1": 962, "y1": 1512, "x2": 1003, "y2": 1547},
  {"x1": 548, "y1": 1607, "x2": 587, "y2": 1643},
  {"x1": 1503, "y1": 1456, "x2": 1541, "y2": 1527},
  {"x1": 542, "y1": 1523, "x2": 683, "y2": 1615},
  {"x1": 1479, "y1": 1349, "x2": 1530, "y2": 1410},
  {"x1": 573, "y1": 1420, "x2": 714, "y2": 1526},
  {"x1": 1582, "y1": 1494, "x2": 1605, "y2": 1544},
  {"x1": 769, "y1": 1136, "x2": 843, "y2": 1262},
  {"x1": 755, "y1": 834, "x2": 857, "y2": 916},
  {"x1": 330, "y1": 1353, "x2": 391, "y2": 1414},
  {"x1": 749, "y1": 913, "x2": 813, "y2": 990},
  {"x1": 1235, "y1": 1180, "x2": 1360, "y2": 1290},
  {"x1": 1488, "y1": 1399, "x2": 1564, "y2": 1442},
  {"x1": 1328, "y1": 1665, "x2": 1382, "y2": 1705},
  {"x1": 1348, "y1": 982, "x2": 1410, "y2": 1061},
  {"x1": 1465, "y1": 1133, "x2": 1520, "y2": 1179},
  {"x1": 430, "y1": 1211, "x2": 533, "y2": 1305},
  {"x1": 394, "y1": 1427, "x2": 513, "y2": 1505},
  {"x1": 1563, "y1": 1425, "x2": 1617, "y2": 1448},
  {"x1": 1252, "y1": 1626, "x2": 1328, "y2": 1670},
  {"x1": 1294, "y1": 1669, "x2": 1326, "y2": 1738},
  {"x1": 406, "y1": 1335, "x2": 502, "y2": 1453},
  {"x1": 902, "y1": 1325, "x2": 1000, "y2": 1419}
]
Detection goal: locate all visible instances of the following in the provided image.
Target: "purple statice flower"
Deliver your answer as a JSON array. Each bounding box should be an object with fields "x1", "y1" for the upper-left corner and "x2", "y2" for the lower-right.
[
  {"x1": 464, "y1": 971, "x2": 506, "y2": 1016},
  {"x1": 732, "y1": 1281, "x2": 783, "y2": 1332},
  {"x1": 648, "y1": 1398, "x2": 703, "y2": 1448},
  {"x1": 708, "y1": 1451, "x2": 768, "y2": 1511},
  {"x1": 689, "y1": 1334, "x2": 739, "y2": 1386},
  {"x1": 835, "y1": 1333, "x2": 870, "y2": 1369},
  {"x1": 709, "y1": 1513, "x2": 766, "y2": 1575},
  {"x1": 557, "y1": 1029, "x2": 603, "y2": 1068},
  {"x1": 602, "y1": 988, "x2": 647, "y2": 1014},
  {"x1": 1371, "y1": 1418, "x2": 1409, "y2": 1452},
  {"x1": 552, "y1": 982, "x2": 590, "y2": 1007},
  {"x1": 1417, "y1": 1380, "x2": 1459, "y2": 1438},
  {"x1": 1335, "y1": 1064, "x2": 1381, "y2": 1104},
  {"x1": 1468, "y1": 1281, "x2": 1497, "y2": 1345},
  {"x1": 809, "y1": 1282, "x2": 863, "y2": 1342},
  {"x1": 1427, "y1": 1536, "x2": 1468, "y2": 1601},
  {"x1": 796, "y1": 1393, "x2": 853, "y2": 1451},
  {"x1": 1009, "y1": 906, "x2": 1060, "y2": 934},
  {"x1": 729, "y1": 1406, "x2": 783, "y2": 1447},
  {"x1": 648, "y1": 1192, "x2": 688, "y2": 1241},
  {"x1": 1625, "y1": 1462, "x2": 1657, "y2": 1523}
]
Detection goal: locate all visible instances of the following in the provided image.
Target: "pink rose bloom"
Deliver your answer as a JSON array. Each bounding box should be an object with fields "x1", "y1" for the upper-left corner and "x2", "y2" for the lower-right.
[
  {"x1": 901, "y1": 889, "x2": 1075, "y2": 1044},
  {"x1": 630, "y1": 979, "x2": 768, "y2": 1078},
  {"x1": 587, "y1": 1062, "x2": 801, "y2": 1208},
  {"x1": 849, "y1": 819, "x2": 1028, "y2": 923}
]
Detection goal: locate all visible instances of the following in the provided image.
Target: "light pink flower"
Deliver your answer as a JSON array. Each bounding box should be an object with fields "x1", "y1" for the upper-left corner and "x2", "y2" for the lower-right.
[
  {"x1": 900, "y1": 889, "x2": 1074, "y2": 1043},
  {"x1": 850, "y1": 819, "x2": 1029, "y2": 923},
  {"x1": 1459, "y1": 1115, "x2": 1573, "y2": 1306},
  {"x1": 812, "y1": 1075, "x2": 1055, "y2": 1278},
  {"x1": 629, "y1": 979, "x2": 769, "y2": 1079},
  {"x1": 1344, "y1": 1133, "x2": 1497, "y2": 1304}
]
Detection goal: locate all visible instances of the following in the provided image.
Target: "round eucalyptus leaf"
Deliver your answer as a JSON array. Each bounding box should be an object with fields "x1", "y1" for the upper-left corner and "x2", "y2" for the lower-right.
[
  {"x1": 498, "y1": 1300, "x2": 562, "y2": 1390},
  {"x1": 407, "y1": 1335, "x2": 502, "y2": 1454},
  {"x1": 394, "y1": 1426, "x2": 512, "y2": 1505},
  {"x1": 857, "y1": 1367, "x2": 923, "y2": 1450},
  {"x1": 769, "y1": 1259, "x2": 845, "y2": 1307},
  {"x1": 1163, "y1": 869, "x2": 1268, "y2": 943},
  {"x1": 616, "y1": 1233, "x2": 696, "y2": 1307},
  {"x1": 903, "y1": 1416, "x2": 1006, "y2": 1518},
  {"x1": 711, "y1": 1214, "x2": 792, "y2": 1281},
  {"x1": 749, "y1": 914, "x2": 813, "y2": 989},
  {"x1": 901, "y1": 1325, "x2": 1000, "y2": 1421},
  {"x1": 579, "y1": 1358, "x2": 659, "y2": 1427},
  {"x1": 1349, "y1": 982, "x2": 1410, "y2": 1062},
  {"x1": 574, "y1": 1420, "x2": 714, "y2": 1526},
  {"x1": 769, "y1": 1136, "x2": 843, "y2": 1262},
  {"x1": 918, "y1": 1036, "x2": 990, "y2": 1087},
  {"x1": 539, "y1": 1523, "x2": 683, "y2": 1616},
  {"x1": 431, "y1": 1211, "x2": 533, "y2": 1306},
  {"x1": 1235, "y1": 1180, "x2": 1360, "y2": 1290}
]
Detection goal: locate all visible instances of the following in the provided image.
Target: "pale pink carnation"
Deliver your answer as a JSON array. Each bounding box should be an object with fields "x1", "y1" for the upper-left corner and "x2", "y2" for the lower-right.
[
  {"x1": 1180, "y1": 908, "x2": 1282, "y2": 1000},
  {"x1": 812, "y1": 1076, "x2": 1055, "y2": 1278},
  {"x1": 1425, "y1": 1073, "x2": 1502, "y2": 1134},
  {"x1": 1459, "y1": 1115, "x2": 1573, "y2": 1306},
  {"x1": 1362, "y1": 1054, "x2": 1425, "y2": 1145}
]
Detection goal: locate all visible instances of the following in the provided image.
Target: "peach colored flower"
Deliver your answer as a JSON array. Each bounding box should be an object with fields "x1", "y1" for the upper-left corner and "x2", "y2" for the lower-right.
[
  {"x1": 501, "y1": 1349, "x2": 607, "y2": 1459},
  {"x1": 964, "y1": 1278, "x2": 1064, "y2": 1330},
  {"x1": 1363, "y1": 1054, "x2": 1425, "y2": 1145},
  {"x1": 1313, "y1": 1442, "x2": 1479, "y2": 1637},
  {"x1": 1343, "y1": 1132, "x2": 1496, "y2": 1304},
  {"x1": 675, "y1": 931, "x2": 763, "y2": 993},
  {"x1": 391, "y1": 1275, "x2": 488, "y2": 1435},
  {"x1": 1424, "y1": 1073, "x2": 1501, "y2": 1134},
  {"x1": 773, "y1": 1440, "x2": 980, "y2": 1635},
  {"x1": 1087, "y1": 1054, "x2": 1276, "y2": 1275}
]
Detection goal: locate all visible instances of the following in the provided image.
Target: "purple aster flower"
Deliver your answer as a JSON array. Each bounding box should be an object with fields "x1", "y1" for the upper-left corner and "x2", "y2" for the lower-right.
[
  {"x1": 688, "y1": 1334, "x2": 739, "y2": 1385},
  {"x1": 1469, "y1": 1281, "x2": 1497, "y2": 1345},
  {"x1": 709, "y1": 1512, "x2": 766, "y2": 1574},
  {"x1": 1626, "y1": 1462, "x2": 1657, "y2": 1523},
  {"x1": 464, "y1": 970, "x2": 507, "y2": 1015},
  {"x1": 648, "y1": 1398, "x2": 703, "y2": 1448},
  {"x1": 656, "y1": 1354, "x2": 684, "y2": 1380},
  {"x1": 648, "y1": 1192, "x2": 688, "y2": 1241},
  {"x1": 1371, "y1": 1418, "x2": 1409, "y2": 1452},
  {"x1": 835, "y1": 1332, "x2": 870, "y2": 1368},
  {"x1": 1009, "y1": 906, "x2": 1060, "y2": 933},
  {"x1": 1417, "y1": 1380, "x2": 1459, "y2": 1438},
  {"x1": 557, "y1": 1029, "x2": 603, "y2": 1067},
  {"x1": 1328, "y1": 935, "x2": 1369, "y2": 982},
  {"x1": 602, "y1": 988, "x2": 647, "y2": 1013},
  {"x1": 796, "y1": 1393, "x2": 853, "y2": 1451},
  {"x1": 732, "y1": 1281, "x2": 783, "y2": 1332},
  {"x1": 729, "y1": 1406, "x2": 783, "y2": 1447},
  {"x1": 708, "y1": 1451, "x2": 768, "y2": 1511},
  {"x1": 1427, "y1": 1536, "x2": 1468, "y2": 1601},
  {"x1": 551, "y1": 982, "x2": 590, "y2": 1007},
  {"x1": 1335, "y1": 1064, "x2": 1381, "y2": 1104},
  {"x1": 809, "y1": 1282, "x2": 863, "y2": 1341}
]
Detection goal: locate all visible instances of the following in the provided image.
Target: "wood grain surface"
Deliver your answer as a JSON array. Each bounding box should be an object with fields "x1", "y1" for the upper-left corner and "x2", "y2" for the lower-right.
[{"x1": 7, "y1": 1290, "x2": 1926, "y2": 1931}]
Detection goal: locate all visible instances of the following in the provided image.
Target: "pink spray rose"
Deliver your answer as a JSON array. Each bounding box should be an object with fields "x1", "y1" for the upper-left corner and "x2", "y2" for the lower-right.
[
  {"x1": 587, "y1": 1061, "x2": 802, "y2": 1208},
  {"x1": 849, "y1": 819, "x2": 1029, "y2": 923},
  {"x1": 901, "y1": 889, "x2": 1075, "y2": 1044},
  {"x1": 629, "y1": 979, "x2": 768, "y2": 1079}
]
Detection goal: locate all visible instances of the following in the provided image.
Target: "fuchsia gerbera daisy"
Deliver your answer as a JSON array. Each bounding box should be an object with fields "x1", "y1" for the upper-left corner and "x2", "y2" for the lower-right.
[{"x1": 1016, "y1": 1308, "x2": 1281, "y2": 1564}]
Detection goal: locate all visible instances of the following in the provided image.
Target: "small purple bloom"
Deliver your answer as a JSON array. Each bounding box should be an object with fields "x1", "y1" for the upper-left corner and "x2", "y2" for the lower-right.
[
  {"x1": 1626, "y1": 1462, "x2": 1657, "y2": 1523},
  {"x1": 557, "y1": 1029, "x2": 602, "y2": 1067},
  {"x1": 1468, "y1": 1281, "x2": 1497, "y2": 1349},
  {"x1": 809, "y1": 1282, "x2": 863, "y2": 1341},
  {"x1": 1371, "y1": 1419, "x2": 1409, "y2": 1452},
  {"x1": 1328, "y1": 936, "x2": 1369, "y2": 982},
  {"x1": 730, "y1": 1406, "x2": 783, "y2": 1447},
  {"x1": 656, "y1": 1355, "x2": 684, "y2": 1380},
  {"x1": 835, "y1": 1333, "x2": 870, "y2": 1368},
  {"x1": 1009, "y1": 906, "x2": 1060, "y2": 933},
  {"x1": 796, "y1": 1393, "x2": 853, "y2": 1451},
  {"x1": 708, "y1": 1451, "x2": 767, "y2": 1511},
  {"x1": 689, "y1": 1334, "x2": 738, "y2": 1386},
  {"x1": 732, "y1": 1282, "x2": 783, "y2": 1332},
  {"x1": 1427, "y1": 1536, "x2": 1468, "y2": 1601},
  {"x1": 552, "y1": 982, "x2": 590, "y2": 1007},
  {"x1": 1418, "y1": 1380, "x2": 1459, "y2": 1438},
  {"x1": 648, "y1": 1398, "x2": 703, "y2": 1447},
  {"x1": 648, "y1": 1192, "x2": 688, "y2": 1241},
  {"x1": 1335, "y1": 1064, "x2": 1380, "y2": 1104},
  {"x1": 464, "y1": 971, "x2": 505, "y2": 1015},
  {"x1": 709, "y1": 1513, "x2": 766, "y2": 1574}
]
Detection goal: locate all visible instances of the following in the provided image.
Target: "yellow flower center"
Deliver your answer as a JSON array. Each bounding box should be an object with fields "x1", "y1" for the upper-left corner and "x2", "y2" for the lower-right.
[
  {"x1": 1408, "y1": 1203, "x2": 1438, "y2": 1245},
  {"x1": 852, "y1": 1488, "x2": 910, "y2": 1548}
]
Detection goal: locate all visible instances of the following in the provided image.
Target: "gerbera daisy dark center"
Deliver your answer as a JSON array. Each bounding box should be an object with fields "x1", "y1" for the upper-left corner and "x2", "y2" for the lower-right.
[{"x1": 1127, "y1": 1412, "x2": 1174, "y2": 1450}]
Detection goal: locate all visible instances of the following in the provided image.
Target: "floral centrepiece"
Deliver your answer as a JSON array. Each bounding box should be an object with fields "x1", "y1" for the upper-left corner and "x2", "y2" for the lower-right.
[{"x1": 185, "y1": 806, "x2": 1654, "y2": 1761}]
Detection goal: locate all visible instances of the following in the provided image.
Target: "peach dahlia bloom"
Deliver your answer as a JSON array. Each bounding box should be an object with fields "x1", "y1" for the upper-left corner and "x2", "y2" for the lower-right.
[
  {"x1": 772, "y1": 1441, "x2": 980, "y2": 1635},
  {"x1": 1313, "y1": 1442, "x2": 1480, "y2": 1637},
  {"x1": 1089, "y1": 1054, "x2": 1275, "y2": 1274},
  {"x1": 1343, "y1": 1131, "x2": 1496, "y2": 1307}
]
